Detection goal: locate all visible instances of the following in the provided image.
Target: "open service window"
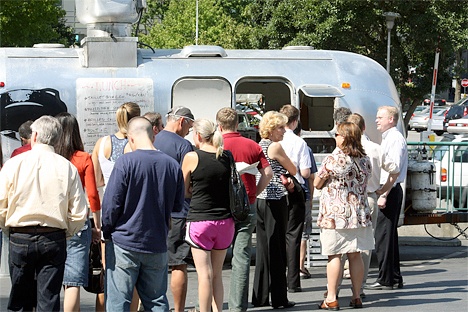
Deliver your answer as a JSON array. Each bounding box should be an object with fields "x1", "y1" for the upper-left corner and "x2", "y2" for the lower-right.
[
  {"x1": 172, "y1": 78, "x2": 232, "y2": 121},
  {"x1": 298, "y1": 84, "x2": 344, "y2": 156},
  {"x1": 235, "y1": 77, "x2": 293, "y2": 113}
]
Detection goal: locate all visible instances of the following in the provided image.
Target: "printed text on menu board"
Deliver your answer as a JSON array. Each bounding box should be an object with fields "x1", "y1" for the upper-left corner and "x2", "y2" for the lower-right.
[{"x1": 76, "y1": 78, "x2": 154, "y2": 153}]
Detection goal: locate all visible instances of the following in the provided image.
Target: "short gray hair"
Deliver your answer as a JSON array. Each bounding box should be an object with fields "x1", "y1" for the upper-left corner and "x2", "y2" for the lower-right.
[
  {"x1": 30, "y1": 115, "x2": 62, "y2": 146},
  {"x1": 333, "y1": 107, "x2": 352, "y2": 125}
]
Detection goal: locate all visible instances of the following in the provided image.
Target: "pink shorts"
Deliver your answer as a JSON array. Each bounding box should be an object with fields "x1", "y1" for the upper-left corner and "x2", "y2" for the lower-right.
[{"x1": 185, "y1": 218, "x2": 235, "y2": 251}]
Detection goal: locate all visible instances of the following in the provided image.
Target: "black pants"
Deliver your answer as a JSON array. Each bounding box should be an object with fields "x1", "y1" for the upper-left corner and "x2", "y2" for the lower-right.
[
  {"x1": 374, "y1": 184, "x2": 403, "y2": 286},
  {"x1": 8, "y1": 230, "x2": 66, "y2": 312},
  {"x1": 286, "y1": 191, "x2": 305, "y2": 290},
  {"x1": 252, "y1": 197, "x2": 289, "y2": 307}
]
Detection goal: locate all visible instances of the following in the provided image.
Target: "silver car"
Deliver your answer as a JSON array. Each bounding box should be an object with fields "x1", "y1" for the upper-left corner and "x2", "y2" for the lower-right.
[{"x1": 409, "y1": 106, "x2": 448, "y2": 134}]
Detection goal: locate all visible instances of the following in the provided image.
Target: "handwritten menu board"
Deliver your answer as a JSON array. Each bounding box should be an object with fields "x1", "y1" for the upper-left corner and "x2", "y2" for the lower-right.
[{"x1": 76, "y1": 78, "x2": 154, "y2": 153}]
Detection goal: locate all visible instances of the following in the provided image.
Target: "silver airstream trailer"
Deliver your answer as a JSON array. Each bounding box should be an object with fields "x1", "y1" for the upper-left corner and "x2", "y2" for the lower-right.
[{"x1": 0, "y1": 0, "x2": 412, "y2": 273}]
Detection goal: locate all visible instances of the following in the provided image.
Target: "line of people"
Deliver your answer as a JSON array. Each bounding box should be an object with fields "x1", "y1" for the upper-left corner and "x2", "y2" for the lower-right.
[{"x1": 0, "y1": 103, "x2": 407, "y2": 312}]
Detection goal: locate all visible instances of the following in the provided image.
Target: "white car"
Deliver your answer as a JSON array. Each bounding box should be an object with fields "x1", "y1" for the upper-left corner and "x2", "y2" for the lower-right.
[
  {"x1": 433, "y1": 135, "x2": 468, "y2": 208},
  {"x1": 447, "y1": 115, "x2": 468, "y2": 134},
  {"x1": 409, "y1": 106, "x2": 448, "y2": 134}
]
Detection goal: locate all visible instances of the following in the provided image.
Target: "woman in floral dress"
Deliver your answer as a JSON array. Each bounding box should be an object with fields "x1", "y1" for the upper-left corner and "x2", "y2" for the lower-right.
[{"x1": 314, "y1": 121, "x2": 373, "y2": 310}]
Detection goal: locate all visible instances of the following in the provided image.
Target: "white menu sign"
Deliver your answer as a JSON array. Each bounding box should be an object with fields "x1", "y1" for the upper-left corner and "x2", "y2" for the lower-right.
[{"x1": 76, "y1": 78, "x2": 153, "y2": 153}]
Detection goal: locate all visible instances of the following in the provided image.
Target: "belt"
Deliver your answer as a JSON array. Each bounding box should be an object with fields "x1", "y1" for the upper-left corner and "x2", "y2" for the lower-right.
[{"x1": 10, "y1": 226, "x2": 65, "y2": 234}]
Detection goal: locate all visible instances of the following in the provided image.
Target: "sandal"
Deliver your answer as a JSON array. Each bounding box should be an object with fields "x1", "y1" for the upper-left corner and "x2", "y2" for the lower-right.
[
  {"x1": 323, "y1": 290, "x2": 339, "y2": 299},
  {"x1": 318, "y1": 299, "x2": 340, "y2": 311}
]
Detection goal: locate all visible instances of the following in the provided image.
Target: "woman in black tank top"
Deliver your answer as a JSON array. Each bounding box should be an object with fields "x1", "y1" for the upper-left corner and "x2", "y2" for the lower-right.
[{"x1": 182, "y1": 118, "x2": 235, "y2": 312}]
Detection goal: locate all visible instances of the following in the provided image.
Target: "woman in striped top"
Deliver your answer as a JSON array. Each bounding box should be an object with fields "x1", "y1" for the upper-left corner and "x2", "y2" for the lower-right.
[{"x1": 252, "y1": 111, "x2": 297, "y2": 310}]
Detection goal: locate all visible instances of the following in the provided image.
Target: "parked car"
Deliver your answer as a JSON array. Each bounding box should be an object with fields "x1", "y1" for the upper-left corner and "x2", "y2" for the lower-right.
[
  {"x1": 443, "y1": 97, "x2": 468, "y2": 131},
  {"x1": 409, "y1": 106, "x2": 447, "y2": 133},
  {"x1": 406, "y1": 105, "x2": 428, "y2": 122},
  {"x1": 433, "y1": 134, "x2": 468, "y2": 208},
  {"x1": 404, "y1": 104, "x2": 430, "y2": 120},
  {"x1": 447, "y1": 115, "x2": 468, "y2": 134},
  {"x1": 431, "y1": 106, "x2": 450, "y2": 136},
  {"x1": 422, "y1": 93, "x2": 447, "y2": 106}
]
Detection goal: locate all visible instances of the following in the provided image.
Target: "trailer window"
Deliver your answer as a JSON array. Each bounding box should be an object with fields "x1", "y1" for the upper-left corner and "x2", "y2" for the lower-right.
[
  {"x1": 236, "y1": 78, "x2": 293, "y2": 113},
  {"x1": 298, "y1": 85, "x2": 343, "y2": 132},
  {"x1": 172, "y1": 78, "x2": 231, "y2": 121}
]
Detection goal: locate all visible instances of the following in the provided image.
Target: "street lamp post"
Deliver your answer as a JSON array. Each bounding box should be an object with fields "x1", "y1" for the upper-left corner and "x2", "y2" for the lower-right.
[{"x1": 383, "y1": 12, "x2": 400, "y2": 73}]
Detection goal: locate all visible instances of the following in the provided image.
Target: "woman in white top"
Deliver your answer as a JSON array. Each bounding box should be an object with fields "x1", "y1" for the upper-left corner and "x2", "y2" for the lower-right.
[{"x1": 92, "y1": 102, "x2": 141, "y2": 190}]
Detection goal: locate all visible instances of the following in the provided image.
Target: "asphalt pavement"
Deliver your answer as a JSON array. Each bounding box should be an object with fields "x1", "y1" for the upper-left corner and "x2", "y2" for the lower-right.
[{"x1": 0, "y1": 236, "x2": 467, "y2": 312}]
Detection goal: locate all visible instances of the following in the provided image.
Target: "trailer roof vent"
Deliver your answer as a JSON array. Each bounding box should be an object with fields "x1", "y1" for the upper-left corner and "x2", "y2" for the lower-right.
[
  {"x1": 33, "y1": 43, "x2": 65, "y2": 48},
  {"x1": 282, "y1": 46, "x2": 314, "y2": 50},
  {"x1": 179, "y1": 45, "x2": 227, "y2": 58}
]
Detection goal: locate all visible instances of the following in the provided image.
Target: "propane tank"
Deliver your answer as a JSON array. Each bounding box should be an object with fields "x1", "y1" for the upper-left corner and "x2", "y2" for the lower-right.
[{"x1": 407, "y1": 160, "x2": 437, "y2": 212}]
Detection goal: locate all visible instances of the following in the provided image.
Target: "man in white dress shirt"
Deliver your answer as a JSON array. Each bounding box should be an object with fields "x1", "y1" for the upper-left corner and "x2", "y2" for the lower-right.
[
  {"x1": 366, "y1": 106, "x2": 407, "y2": 290},
  {"x1": 279, "y1": 104, "x2": 311, "y2": 293}
]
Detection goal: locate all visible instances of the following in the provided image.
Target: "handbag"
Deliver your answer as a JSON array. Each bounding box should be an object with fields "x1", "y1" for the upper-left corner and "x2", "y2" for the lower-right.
[
  {"x1": 83, "y1": 219, "x2": 104, "y2": 294},
  {"x1": 226, "y1": 150, "x2": 250, "y2": 222},
  {"x1": 281, "y1": 173, "x2": 306, "y2": 204},
  {"x1": 84, "y1": 241, "x2": 104, "y2": 294}
]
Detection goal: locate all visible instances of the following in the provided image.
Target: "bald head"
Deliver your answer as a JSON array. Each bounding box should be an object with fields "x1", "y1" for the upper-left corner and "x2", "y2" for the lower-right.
[{"x1": 127, "y1": 117, "x2": 155, "y2": 150}]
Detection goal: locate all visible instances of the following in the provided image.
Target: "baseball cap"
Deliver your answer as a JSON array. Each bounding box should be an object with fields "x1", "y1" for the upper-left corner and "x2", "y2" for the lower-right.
[{"x1": 166, "y1": 106, "x2": 194, "y2": 121}]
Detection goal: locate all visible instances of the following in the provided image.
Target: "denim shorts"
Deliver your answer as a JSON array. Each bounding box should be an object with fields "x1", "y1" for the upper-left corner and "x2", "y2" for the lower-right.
[{"x1": 63, "y1": 219, "x2": 91, "y2": 286}]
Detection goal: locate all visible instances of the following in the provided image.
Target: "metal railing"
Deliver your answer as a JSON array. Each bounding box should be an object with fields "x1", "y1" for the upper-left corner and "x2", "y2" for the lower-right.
[{"x1": 407, "y1": 141, "x2": 468, "y2": 213}]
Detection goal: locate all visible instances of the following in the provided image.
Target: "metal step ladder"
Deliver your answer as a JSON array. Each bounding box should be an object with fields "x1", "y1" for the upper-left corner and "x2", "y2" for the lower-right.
[{"x1": 306, "y1": 196, "x2": 328, "y2": 267}]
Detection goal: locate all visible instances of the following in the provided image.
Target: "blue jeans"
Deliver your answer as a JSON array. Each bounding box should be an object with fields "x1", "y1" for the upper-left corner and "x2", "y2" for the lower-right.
[
  {"x1": 229, "y1": 203, "x2": 256, "y2": 312},
  {"x1": 8, "y1": 230, "x2": 66, "y2": 312},
  {"x1": 105, "y1": 240, "x2": 169, "y2": 312}
]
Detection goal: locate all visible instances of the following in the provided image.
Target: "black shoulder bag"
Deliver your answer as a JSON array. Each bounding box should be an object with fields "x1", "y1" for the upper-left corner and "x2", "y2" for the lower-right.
[{"x1": 226, "y1": 150, "x2": 250, "y2": 222}]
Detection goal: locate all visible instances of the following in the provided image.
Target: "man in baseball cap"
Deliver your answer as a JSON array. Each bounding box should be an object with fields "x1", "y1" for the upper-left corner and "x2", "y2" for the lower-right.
[
  {"x1": 165, "y1": 106, "x2": 194, "y2": 137},
  {"x1": 154, "y1": 105, "x2": 194, "y2": 312}
]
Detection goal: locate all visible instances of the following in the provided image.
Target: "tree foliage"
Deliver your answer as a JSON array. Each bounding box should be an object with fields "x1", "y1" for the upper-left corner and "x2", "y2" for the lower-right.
[
  {"x1": 0, "y1": 0, "x2": 74, "y2": 47},
  {"x1": 243, "y1": 0, "x2": 467, "y2": 120},
  {"x1": 141, "y1": 0, "x2": 466, "y2": 118},
  {"x1": 140, "y1": 0, "x2": 252, "y2": 49},
  {"x1": 137, "y1": 0, "x2": 171, "y2": 36}
]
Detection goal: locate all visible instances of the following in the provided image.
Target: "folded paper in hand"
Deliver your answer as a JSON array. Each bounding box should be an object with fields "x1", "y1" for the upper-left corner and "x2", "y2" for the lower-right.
[{"x1": 235, "y1": 161, "x2": 259, "y2": 175}]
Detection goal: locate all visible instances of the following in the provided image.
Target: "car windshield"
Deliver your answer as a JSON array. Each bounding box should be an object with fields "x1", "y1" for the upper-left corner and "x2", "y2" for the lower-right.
[
  {"x1": 433, "y1": 107, "x2": 447, "y2": 114},
  {"x1": 453, "y1": 144, "x2": 468, "y2": 162},
  {"x1": 452, "y1": 97, "x2": 468, "y2": 106},
  {"x1": 433, "y1": 136, "x2": 468, "y2": 161},
  {"x1": 414, "y1": 106, "x2": 428, "y2": 114},
  {"x1": 432, "y1": 136, "x2": 456, "y2": 161}
]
